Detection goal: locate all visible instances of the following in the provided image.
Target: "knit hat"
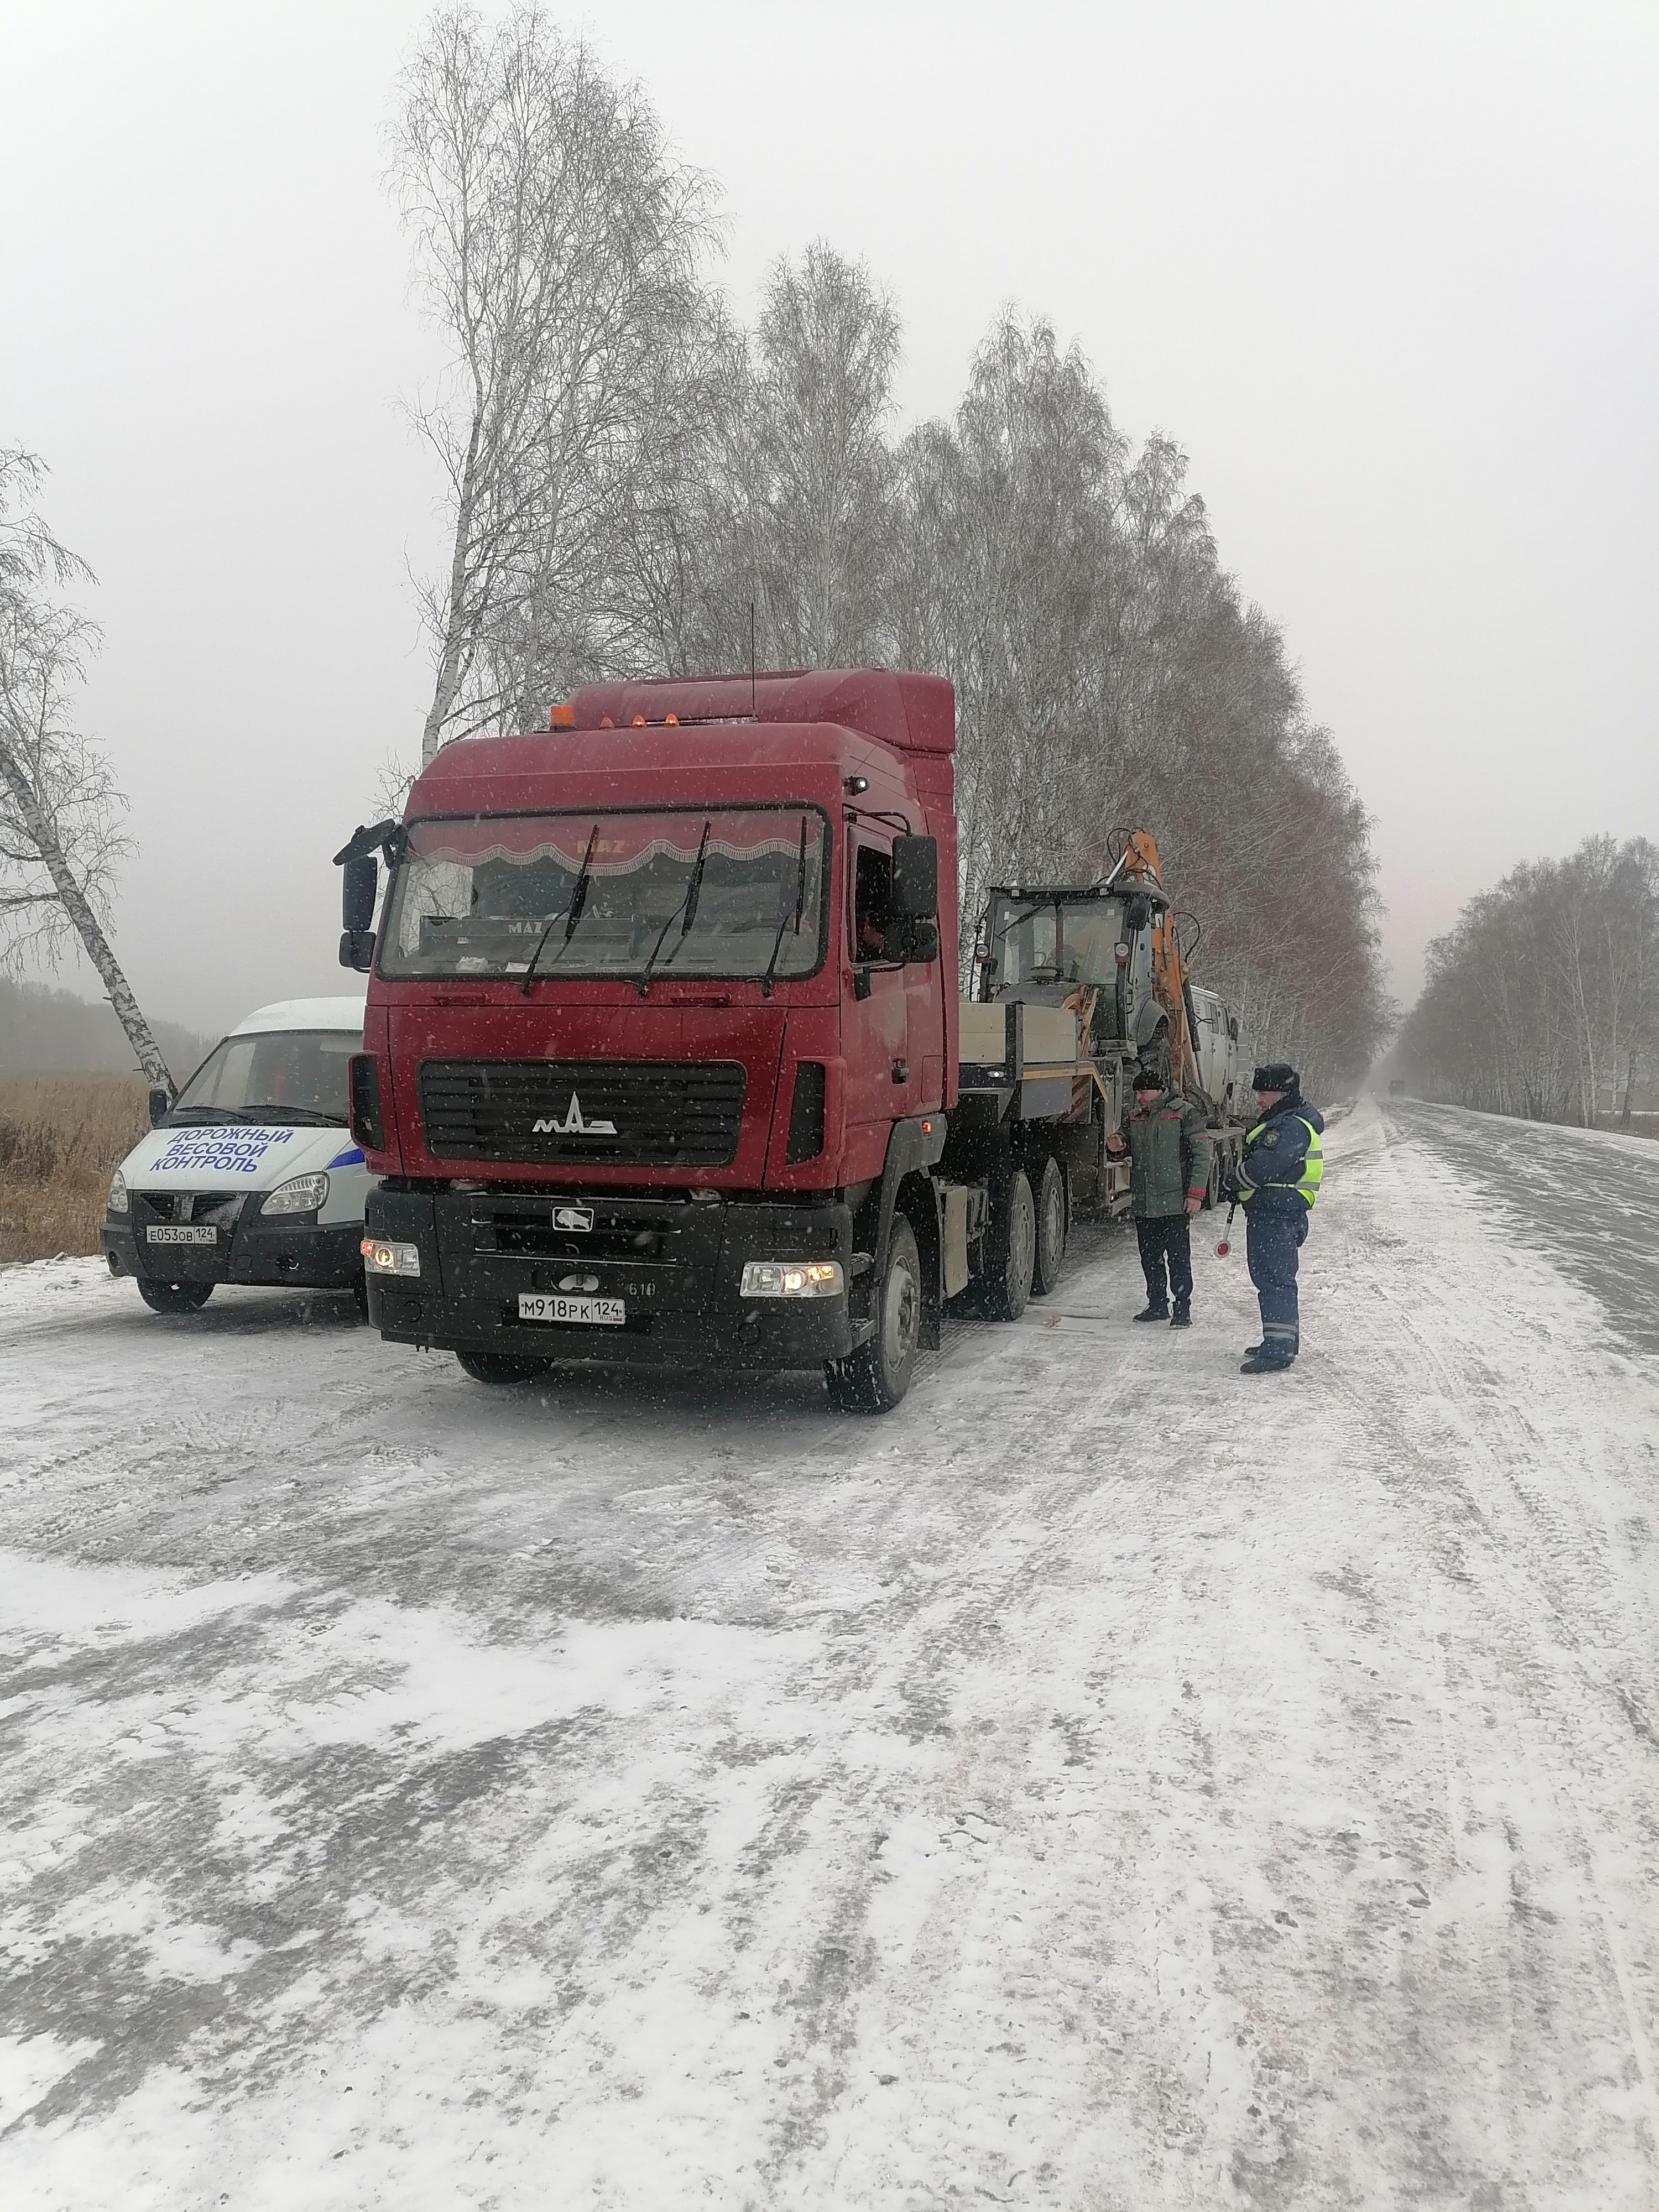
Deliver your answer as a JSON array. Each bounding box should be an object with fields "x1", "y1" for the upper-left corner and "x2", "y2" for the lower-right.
[
  {"x1": 1131, "y1": 1065, "x2": 1164, "y2": 1094},
  {"x1": 1251, "y1": 1062, "x2": 1299, "y2": 1095}
]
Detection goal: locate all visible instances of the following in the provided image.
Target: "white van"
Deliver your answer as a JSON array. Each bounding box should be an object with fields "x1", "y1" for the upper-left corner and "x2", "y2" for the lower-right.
[{"x1": 101, "y1": 997, "x2": 372, "y2": 1315}]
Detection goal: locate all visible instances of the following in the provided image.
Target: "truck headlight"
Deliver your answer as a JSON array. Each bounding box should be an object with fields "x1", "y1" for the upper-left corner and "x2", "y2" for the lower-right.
[
  {"x1": 739, "y1": 1259, "x2": 844, "y2": 1299},
  {"x1": 108, "y1": 1169, "x2": 129, "y2": 1217},
  {"x1": 361, "y1": 1236, "x2": 421, "y2": 1277},
  {"x1": 264, "y1": 1172, "x2": 330, "y2": 1216}
]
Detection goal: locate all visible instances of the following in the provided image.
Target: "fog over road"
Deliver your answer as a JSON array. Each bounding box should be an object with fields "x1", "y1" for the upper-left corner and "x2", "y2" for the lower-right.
[{"x1": 3, "y1": 1098, "x2": 1657, "y2": 2208}]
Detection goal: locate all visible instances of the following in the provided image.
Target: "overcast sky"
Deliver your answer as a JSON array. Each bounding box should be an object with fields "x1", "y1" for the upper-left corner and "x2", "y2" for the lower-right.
[{"x1": 3, "y1": 0, "x2": 1655, "y2": 1037}]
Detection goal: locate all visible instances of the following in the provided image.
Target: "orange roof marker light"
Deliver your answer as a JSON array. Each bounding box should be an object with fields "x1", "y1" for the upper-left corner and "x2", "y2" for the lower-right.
[
  {"x1": 549, "y1": 701, "x2": 575, "y2": 729},
  {"x1": 665, "y1": 713, "x2": 679, "y2": 726},
  {"x1": 599, "y1": 714, "x2": 614, "y2": 729},
  {"x1": 633, "y1": 716, "x2": 646, "y2": 727}
]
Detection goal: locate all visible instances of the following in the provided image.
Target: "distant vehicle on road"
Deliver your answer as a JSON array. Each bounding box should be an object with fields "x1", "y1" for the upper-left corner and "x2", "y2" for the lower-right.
[
  {"x1": 1388, "y1": 1078, "x2": 1407, "y2": 1095},
  {"x1": 101, "y1": 997, "x2": 371, "y2": 1314}
]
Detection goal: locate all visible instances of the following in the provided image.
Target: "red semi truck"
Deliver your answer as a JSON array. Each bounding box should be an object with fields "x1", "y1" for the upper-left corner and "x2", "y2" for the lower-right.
[{"x1": 336, "y1": 667, "x2": 1232, "y2": 1410}]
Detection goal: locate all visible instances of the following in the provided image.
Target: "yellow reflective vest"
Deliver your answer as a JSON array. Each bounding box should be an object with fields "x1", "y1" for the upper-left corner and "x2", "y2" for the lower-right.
[{"x1": 1240, "y1": 1113, "x2": 1323, "y2": 1209}]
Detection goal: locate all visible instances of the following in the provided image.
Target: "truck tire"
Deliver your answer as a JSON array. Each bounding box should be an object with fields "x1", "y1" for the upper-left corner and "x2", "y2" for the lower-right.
[
  {"x1": 1031, "y1": 1157, "x2": 1067, "y2": 1298},
  {"x1": 138, "y1": 1280, "x2": 213, "y2": 1314},
  {"x1": 455, "y1": 1348, "x2": 555, "y2": 1386},
  {"x1": 827, "y1": 1215, "x2": 921, "y2": 1413},
  {"x1": 983, "y1": 1168, "x2": 1035, "y2": 1322}
]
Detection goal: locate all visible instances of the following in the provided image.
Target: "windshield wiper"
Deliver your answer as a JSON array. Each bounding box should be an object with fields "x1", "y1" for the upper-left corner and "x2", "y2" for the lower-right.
[
  {"x1": 160, "y1": 1105, "x2": 242, "y2": 1125},
  {"x1": 992, "y1": 899, "x2": 1052, "y2": 946},
  {"x1": 518, "y1": 825, "x2": 597, "y2": 995},
  {"x1": 633, "y1": 820, "x2": 711, "y2": 997},
  {"x1": 234, "y1": 1105, "x2": 343, "y2": 1126},
  {"x1": 760, "y1": 817, "x2": 810, "y2": 999}
]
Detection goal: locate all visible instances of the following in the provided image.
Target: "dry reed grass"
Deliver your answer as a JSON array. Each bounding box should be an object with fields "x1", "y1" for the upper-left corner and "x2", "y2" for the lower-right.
[{"x1": 0, "y1": 1074, "x2": 149, "y2": 1265}]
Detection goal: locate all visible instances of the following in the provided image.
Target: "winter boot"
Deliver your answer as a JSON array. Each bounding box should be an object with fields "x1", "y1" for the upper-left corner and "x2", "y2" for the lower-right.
[
  {"x1": 1240, "y1": 1352, "x2": 1293, "y2": 1374},
  {"x1": 1133, "y1": 1305, "x2": 1168, "y2": 1324},
  {"x1": 1170, "y1": 1307, "x2": 1191, "y2": 1329}
]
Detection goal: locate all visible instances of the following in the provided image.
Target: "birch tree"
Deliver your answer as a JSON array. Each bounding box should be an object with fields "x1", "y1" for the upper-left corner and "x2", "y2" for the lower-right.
[
  {"x1": 390, "y1": 4, "x2": 714, "y2": 765},
  {"x1": 0, "y1": 451, "x2": 172, "y2": 1091}
]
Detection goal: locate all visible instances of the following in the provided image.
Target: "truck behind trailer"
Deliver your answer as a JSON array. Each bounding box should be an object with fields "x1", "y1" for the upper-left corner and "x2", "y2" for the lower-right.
[{"x1": 338, "y1": 669, "x2": 1244, "y2": 1411}]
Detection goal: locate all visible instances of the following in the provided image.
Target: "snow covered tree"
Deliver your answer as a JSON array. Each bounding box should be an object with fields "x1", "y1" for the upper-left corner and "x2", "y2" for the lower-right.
[{"x1": 0, "y1": 450, "x2": 172, "y2": 1093}]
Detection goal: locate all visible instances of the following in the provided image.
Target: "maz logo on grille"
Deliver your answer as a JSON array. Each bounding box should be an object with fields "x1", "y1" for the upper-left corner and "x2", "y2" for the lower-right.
[{"x1": 531, "y1": 1094, "x2": 617, "y2": 1138}]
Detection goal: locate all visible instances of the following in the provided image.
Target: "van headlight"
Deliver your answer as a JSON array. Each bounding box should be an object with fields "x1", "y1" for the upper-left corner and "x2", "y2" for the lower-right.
[
  {"x1": 108, "y1": 1169, "x2": 129, "y2": 1217},
  {"x1": 740, "y1": 1259, "x2": 844, "y2": 1299},
  {"x1": 264, "y1": 1172, "x2": 330, "y2": 1216},
  {"x1": 361, "y1": 1236, "x2": 420, "y2": 1277}
]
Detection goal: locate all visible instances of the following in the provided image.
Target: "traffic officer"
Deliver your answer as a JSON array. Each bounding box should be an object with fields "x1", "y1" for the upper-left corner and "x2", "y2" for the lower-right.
[
  {"x1": 1235, "y1": 1062, "x2": 1323, "y2": 1373},
  {"x1": 1105, "y1": 1064, "x2": 1213, "y2": 1328}
]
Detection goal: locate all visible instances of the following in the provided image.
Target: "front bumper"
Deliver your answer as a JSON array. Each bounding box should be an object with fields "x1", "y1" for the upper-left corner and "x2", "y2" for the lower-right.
[
  {"x1": 103, "y1": 1206, "x2": 363, "y2": 1291},
  {"x1": 364, "y1": 1184, "x2": 864, "y2": 1372}
]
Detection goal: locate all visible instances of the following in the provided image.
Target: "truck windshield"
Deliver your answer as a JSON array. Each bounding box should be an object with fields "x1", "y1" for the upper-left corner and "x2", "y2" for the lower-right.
[
  {"x1": 169, "y1": 1031, "x2": 354, "y2": 1125},
  {"x1": 983, "y1": 896, "x2": 1125, "y2": 996},
  {"x1": 379, "y1": 808, "x2": 828, "y2": 984}
]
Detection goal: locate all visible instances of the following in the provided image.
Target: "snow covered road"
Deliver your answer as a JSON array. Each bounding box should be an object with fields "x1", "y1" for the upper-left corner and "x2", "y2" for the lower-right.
[{"x1": 3, "y1": 1095, "x2": 1658, "y2": 2208}]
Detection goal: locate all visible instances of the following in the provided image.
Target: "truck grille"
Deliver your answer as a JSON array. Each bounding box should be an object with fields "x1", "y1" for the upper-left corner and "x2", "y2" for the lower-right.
[{"x1": 418, "y1": 1060, "x2": 747, "y2": 1168}]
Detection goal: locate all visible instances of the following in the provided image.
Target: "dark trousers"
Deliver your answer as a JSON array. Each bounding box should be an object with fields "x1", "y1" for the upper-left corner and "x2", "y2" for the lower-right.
[
  {"x1": 1135, "y1": 1213, "x2": 1192, "y2": 1314},
  {"x1": 1246, "y1": 1208, "x2": 1308, "y2": 1362}
]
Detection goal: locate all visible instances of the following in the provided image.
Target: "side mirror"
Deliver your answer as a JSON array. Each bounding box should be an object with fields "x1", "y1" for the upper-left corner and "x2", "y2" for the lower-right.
[
  {"x1": 890, "y1": 834, "x2": 938, "y2": 920},
  {"x1": 148, "y1": 1083, "x2": 171, "y2": 1128},
  {"x1": 342, "y1": 853, "x2": 377, "y2": 933},
  {"x1": 901, "y1": 919, "x2": 940, "y2": 967},
  {"x1": 339, "y1": 930, "x2": 375, "y2": 973}
]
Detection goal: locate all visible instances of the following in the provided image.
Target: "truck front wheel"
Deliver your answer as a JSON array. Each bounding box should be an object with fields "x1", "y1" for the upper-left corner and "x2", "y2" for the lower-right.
[
  {"x1": 827, "y1": 1215, "x2": 920, "y2": 1413},
  {"x1": 983, "y1": 1169, "x2": 1035, "y2": 1322}
]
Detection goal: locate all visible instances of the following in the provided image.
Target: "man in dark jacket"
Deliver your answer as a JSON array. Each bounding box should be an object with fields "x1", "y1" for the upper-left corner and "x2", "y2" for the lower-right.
[
  {"x1": 1235, "y1": 1062, "x2": 1324, "y2": 1374},
  {"x1": 1105, "y1": 1066, "x2": 1212, "y2": 1328}
]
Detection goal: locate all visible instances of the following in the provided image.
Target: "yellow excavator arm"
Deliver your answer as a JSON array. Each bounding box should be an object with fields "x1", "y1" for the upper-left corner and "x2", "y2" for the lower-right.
[{"x1": 1117, "y1": 831, "x2": 1199, "y2": 1094}]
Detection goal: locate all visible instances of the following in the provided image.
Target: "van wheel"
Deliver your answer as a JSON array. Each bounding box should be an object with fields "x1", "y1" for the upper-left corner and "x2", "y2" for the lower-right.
[
  {"x1": 1031, "y1": 1158, "x2": 1067, "y2": 1297},
  {"x1": 138, "y1": 1280, "x2": 213, "y2": 1314},
  {"x1": 456, "y1": 1348, "x2": 554, "y2": 1385},
  {"x1": 827, "y1": 1215, "x2": 921, "y2": 1413},
  {"x1": 983, "y1": 1168, "x2": 1035, "y2": 1321}
]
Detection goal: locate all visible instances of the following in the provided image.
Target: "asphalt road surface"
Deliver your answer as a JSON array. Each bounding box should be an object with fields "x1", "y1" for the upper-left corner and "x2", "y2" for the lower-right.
[{"x1": 3, "y1": 1097, "x2": 1657, "y2": 2208}]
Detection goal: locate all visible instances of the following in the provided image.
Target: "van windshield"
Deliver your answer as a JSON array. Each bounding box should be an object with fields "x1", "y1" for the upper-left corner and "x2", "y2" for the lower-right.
[
  {"x1": 378, "y1": 808, "x2": 828, "y2": 984},
  {"x1": 169, "y1": 1031, "x2": 355, "y2": 1125}
]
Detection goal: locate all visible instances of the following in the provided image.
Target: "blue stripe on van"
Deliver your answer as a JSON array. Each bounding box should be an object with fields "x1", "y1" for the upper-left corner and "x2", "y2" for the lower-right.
[{"x1": 328, "y1": 1146, "x2": 366, "y2": 1168}]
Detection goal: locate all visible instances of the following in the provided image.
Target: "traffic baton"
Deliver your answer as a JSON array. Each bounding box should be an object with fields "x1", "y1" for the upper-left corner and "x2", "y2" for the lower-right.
[{"x1": 1215, "y1": 1201, "x2": 1237, "y2": 1258}]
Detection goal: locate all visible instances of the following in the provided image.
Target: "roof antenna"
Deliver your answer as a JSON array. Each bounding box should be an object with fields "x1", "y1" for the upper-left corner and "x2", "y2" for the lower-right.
[{"x1": 749, "y1": 597, "x2": 757, "y2": 721}]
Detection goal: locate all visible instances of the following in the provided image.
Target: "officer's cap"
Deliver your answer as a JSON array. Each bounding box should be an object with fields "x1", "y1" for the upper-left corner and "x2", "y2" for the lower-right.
[{"x1": 1251, "y1": 1062, "x2": 1299, "y2": 1095}]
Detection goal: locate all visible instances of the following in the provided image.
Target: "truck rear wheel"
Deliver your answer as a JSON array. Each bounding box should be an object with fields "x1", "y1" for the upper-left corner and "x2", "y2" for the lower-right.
[
  {"x1": 1031, "y1": 1157, "x2": 1067, "y2": 1298},
  {"x1": 456, "y1": 1348, "x2": 555, "y2": 1386},
  {"x1": 983, "y1": 1168, "x2": 1035, "y2": 1322},
  {"x1": 827, "y1": 1215, "x2": 920, "y2": 1413},
  {"x1": 137, "y1": 1280, "x2": 213, "y2": 1314}
]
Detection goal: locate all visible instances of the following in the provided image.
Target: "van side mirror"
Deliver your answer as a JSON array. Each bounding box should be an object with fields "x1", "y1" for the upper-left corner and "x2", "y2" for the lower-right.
[
  {"x1": 148, "y1": 1083, "x2": 171, "y2": 1128},
  {"x1": 890, "y1": 835, "x2": 938, "y2": 920},
  {"x1": 342, "y1": 853, "x2": 377, "y2": 932}
]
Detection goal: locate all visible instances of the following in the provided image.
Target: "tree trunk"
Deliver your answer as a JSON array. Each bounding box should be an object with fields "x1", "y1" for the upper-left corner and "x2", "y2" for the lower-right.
[
  {"x1": 0, "y1": 742, "x2": 173, "y2": 1092},
  {"x1": 421, "y1": 404, "x2": 486, "y2": 768}
]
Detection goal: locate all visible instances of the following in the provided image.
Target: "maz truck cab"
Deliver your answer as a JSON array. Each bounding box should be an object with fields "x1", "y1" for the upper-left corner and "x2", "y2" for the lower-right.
[{"x1": 338, "y1": 670, "x2": 957, "y2": 1408}]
